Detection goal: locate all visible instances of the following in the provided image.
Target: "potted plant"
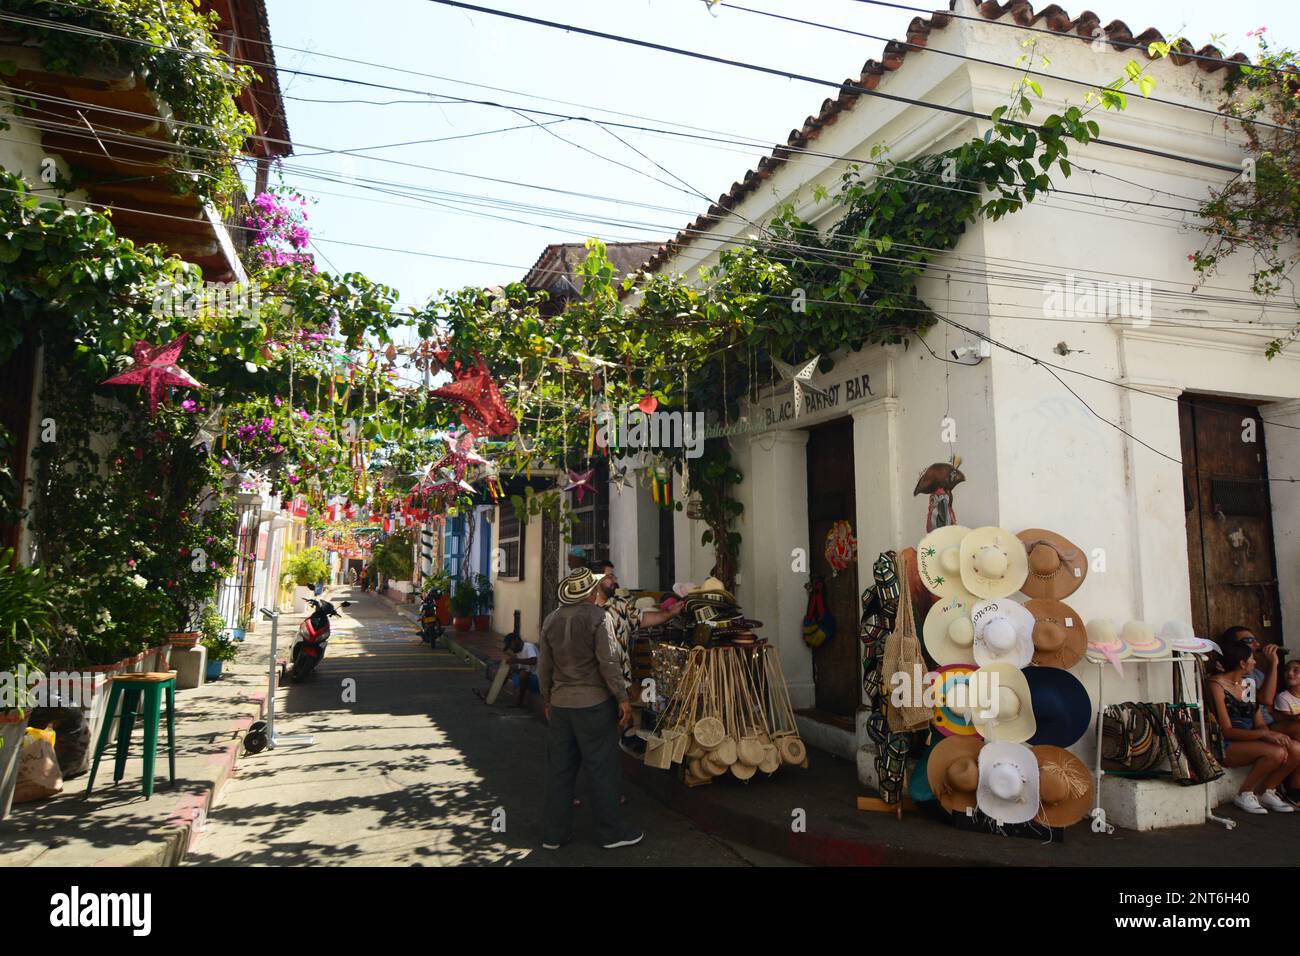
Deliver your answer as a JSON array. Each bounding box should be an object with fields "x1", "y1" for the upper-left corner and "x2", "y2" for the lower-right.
[
  {"x1": 280, "y1": 546, "x2": 329, "y2": 613},
  {"x1": 0, "y1": 550, "x2": 58, "y2": 819},
  {"x1": 450, "y1": 579, "x2": 476, "y2": 631},
  {"x1": 232, "y1": 611, "x2": 250, "y2": 643},
  {"x1": 473, "y1": 573, "x2": 493, "y2": 630},
  {"x1": 199, "y1": 605, "x2": 237, "y2": 681}
]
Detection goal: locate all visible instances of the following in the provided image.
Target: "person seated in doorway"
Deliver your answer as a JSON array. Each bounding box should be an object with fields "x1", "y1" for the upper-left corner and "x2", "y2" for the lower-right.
[
  {"x1": 1206, "y1": 638, "x2": 1300, "y2": 814},
  {"x1": 1221, "y1": 626, "x2": 1280, "y2": 724},
  {"x1": 506, "y1": 633, "x2": 541, "y2": 709}
]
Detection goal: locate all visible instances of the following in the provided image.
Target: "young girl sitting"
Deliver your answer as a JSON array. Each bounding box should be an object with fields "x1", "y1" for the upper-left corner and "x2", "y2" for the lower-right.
[{"x1": 1207, "y1": 640, "x2": 1300, "y2": 814}]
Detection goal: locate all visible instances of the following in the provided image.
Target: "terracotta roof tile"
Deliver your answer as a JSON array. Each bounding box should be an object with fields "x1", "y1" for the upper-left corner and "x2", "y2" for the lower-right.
[{"x1": 631, "y1": 0, "x2": 1249, "y2": 280}]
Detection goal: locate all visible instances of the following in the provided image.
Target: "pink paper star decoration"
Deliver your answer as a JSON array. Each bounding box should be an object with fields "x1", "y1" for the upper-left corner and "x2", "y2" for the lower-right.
[
  {"x1": 101, "y1": 334, "x2": 203, "y2": 418},
  {"x1": 565, "y1": 468, "x2": 596, "y2": 505}
]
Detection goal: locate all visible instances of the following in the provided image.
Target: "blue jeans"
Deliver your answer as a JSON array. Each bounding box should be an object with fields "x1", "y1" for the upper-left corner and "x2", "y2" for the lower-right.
[{"x1": 542, "y1": 697, "x2": 635, "y2": 846}]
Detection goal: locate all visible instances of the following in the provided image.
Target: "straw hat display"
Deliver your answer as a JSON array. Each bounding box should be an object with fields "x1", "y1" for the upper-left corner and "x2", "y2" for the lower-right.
[
  {"x1": 557, "y1": 567, "x2": 602, "y2": 604},
  {"x1": 1160, "y1": 620, "x2": 1220, "y2": 657},
  {"x1": 932, "y1": 664, "x2": 980, "y2": 738},
  {"x1": 1085, "y1": 618, "x2": 1131, "y2": 675},
  {"x1": 923, "y1": 597, "x2": 977, "y2": 666},
  {"x1": 968, "y1": 663, "x2": 1036, "y2": 743},
  {"x1": 977, "y1": 741, "x2": 1041, "y2": 825},
  {"x1": 1017, "y1": 529, "x2": 1087, "y2": 600},
  {"x1": 1032, "y1": 745, "x2": 1094, "y2": 828},
  {"x1": 1024, "y1": 667, "x2": 1092, "y2": 748},
  {"x1": 971, "y1": 598, "x2": 1035, "y2": 668},
  {"x1": 917, "y1": 526, "x2": 973, "y2": 599},
  {"x1": 685, "y1": 576, "x2": 737, "y2": 607},
  {"x1": 1024, "y1": 598, "x2": 1086, "y2": 669},
  {"x1": 959, "y1": 527, "x2": 1029, "y2": 600},
  {"x1": 927, "y1": 735, "x2": 983, "y2": 814},
  {"x1": 1121, "y1": 620, "x2": 1168, "y2": 659}
]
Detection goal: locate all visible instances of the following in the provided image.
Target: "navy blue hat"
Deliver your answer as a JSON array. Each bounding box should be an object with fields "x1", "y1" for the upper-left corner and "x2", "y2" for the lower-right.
[{"x1": 1024, "y1": 666, "x2": 1092, "y2": 747}]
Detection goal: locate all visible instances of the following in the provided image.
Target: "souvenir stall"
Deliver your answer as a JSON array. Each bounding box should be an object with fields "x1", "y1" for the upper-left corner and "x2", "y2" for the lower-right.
[
  {"x1": 637, "y1": 578, "x2": 808, "y2": 784},
  {"x1": 864, "y1": 508, "x2": 1225, "y2": 837}
]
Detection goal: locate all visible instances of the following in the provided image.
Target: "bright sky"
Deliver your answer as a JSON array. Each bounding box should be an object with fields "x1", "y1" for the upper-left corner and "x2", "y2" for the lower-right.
[{"x1": 261, "y1": 0, "x2": 1296, "y2": 309}]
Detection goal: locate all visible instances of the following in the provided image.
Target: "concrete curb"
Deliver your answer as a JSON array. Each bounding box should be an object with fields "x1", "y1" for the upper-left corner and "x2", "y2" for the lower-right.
[{"x1": 101, "y1": 693, "x2": 267, "y2": 868}]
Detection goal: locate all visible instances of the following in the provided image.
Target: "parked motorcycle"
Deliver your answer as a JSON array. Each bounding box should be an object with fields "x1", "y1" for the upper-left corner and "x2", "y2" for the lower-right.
[
  {"x1": 418, "y1": 585, "x2": 444, "y2": 649},
  {"x1": 289, "y1": 597, "x2": 352, "y2": 681}
]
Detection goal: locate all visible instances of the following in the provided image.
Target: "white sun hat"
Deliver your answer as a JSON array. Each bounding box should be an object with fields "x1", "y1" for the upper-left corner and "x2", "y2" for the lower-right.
[
  {"x1": 972, "y1": 598, "x2": 1035, "y2": 668},
  {"x1": 923, "y1": 596, "x2": 977, "y2": 666},
  {"x1": 976, "y1": 741, "x2": 1041, "y2": 825},
  {"x1": 917, "y1": 526, "x2": 973, "y2": 599},
  {"x1": 959, "y1": 526, "x2": 1029, "y2": 600},
  {"x1": 968, "y1": 663, "x2": 1037, "y2": 743},
  {"x1": 1160, "y1": 620, "x2": 1220, "y2": 657}
]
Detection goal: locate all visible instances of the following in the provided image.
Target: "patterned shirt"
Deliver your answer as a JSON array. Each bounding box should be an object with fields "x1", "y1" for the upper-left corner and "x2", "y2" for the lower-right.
[{"x1": 603, "y1": 594, "x2": 642, "y2": 689}]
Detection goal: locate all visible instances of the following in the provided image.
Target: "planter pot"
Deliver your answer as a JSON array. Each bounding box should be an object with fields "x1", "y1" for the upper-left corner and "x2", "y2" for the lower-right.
[
  {"x1": 166, "y1": 631, "x2": 200, "y2": 649},
  {"x1": 232, "y1": 628, "x2": 247, "y2": 643},
  {"x1": 0, "y1": 713, "x2": 31, "y2": 821},
  {"x1": 205, "y1": 660, "x2": 224, "y2": 681},
  {"x1": 436, "y1": 596, "x2": 451, "y2": 625},
  {"x1": 474, "y1": 615, "x2": 492, "y2": 631},
  {"x1": 452, "y1": 616, "x2": 473, "y2": 632}
]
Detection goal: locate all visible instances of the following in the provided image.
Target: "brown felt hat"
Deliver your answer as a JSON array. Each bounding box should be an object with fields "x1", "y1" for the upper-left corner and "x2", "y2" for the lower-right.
[
  {"x1": 1017, "y1": 529, "x2": 1087, "y2": 600},
  {"x1": 926, "y1": 735, "x2": 984, "y2": 814},
  {"x1": 1032, "y1": 745, "x2": 1094, "y2": 828},
  {"x1": 1025, "y1": 598, "x2": 1087, "y2": 669}
]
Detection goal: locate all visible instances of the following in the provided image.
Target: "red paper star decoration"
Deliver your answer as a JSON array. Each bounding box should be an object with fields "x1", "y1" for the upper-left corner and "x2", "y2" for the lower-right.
[
  {"x1": 101, "y1": 334, "x2": 203, "y2": 418},
  {"x1": 430, "y1": 353, "x2": 518, "y2": 437},
  {"x1": 428, "y1": 430, "x2": 489, "y2": 482},
  {"x1": 564, "y1": 468, "x2": 596, "y2": 505}
]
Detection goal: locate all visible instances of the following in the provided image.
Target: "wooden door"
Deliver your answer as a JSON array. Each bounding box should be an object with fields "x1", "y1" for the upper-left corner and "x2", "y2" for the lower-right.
[
  {"x1": 1179, "y1": 395, "x2": 1282, "y2": 644},
  {"x1": 805, "y1": 418, "x2": 860, "y2": 717},
  {"x1": 657, "y1": 505, "x2": 676, "y2": 591}
]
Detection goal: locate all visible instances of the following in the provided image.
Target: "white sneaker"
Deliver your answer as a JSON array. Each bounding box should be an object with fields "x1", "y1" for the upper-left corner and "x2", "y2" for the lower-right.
[
  {"x1": 1234, "y1": 792, "x2": 1268, "y2": 814},
  {"x1": 1260, "y1": 790, "x2": 1295, "y2": 812}
]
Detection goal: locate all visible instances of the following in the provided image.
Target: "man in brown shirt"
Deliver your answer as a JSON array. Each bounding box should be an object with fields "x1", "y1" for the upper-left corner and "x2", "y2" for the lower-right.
[{"x1": 538, "y1": 568, "x2": 642, "y2": 850}]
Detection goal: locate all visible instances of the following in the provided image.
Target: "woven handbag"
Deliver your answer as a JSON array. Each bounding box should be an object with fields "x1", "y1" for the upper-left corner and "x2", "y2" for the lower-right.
[{"x1": 883, "y1": 551, "x2": 932, "y2": 733}]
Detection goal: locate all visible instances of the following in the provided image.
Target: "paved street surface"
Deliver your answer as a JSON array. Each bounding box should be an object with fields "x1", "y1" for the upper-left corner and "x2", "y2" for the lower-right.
[{"x1": 188, "y1": 587, "x2": 792, "y2": 867}]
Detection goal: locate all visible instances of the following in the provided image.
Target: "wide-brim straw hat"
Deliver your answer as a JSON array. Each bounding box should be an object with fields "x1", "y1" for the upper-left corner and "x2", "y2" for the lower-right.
[
  {"x1": 1017, "y1": 529, "x2": 1087, "y2": 600},
  {"x1": 933, "y1": 664, "x2": 980, "y2": 738},
  {"x1": 1122, "y1": 620, "x2": 1168, "y2": 658},
  {"x1": 686, "y1": 576, "x2": 737, "y2": 606},
  {"x1": 977, "y1": 741, "x2": 1041, "y2": 825},
  {"x1": 924, "y1": 596, "x2": 977, "y2": 666},
  {"x1": 557, "y1": 568, "x2": 601, "y2": 605},
  {"x1": 972, "y1": 598, "x2": 1035, "y2": 668},
  {"x1": 917, "y1": 526, "x2": 973, "y2": 599},
  {"x1": 959, "y1": 527, "x2": 1029, "y2": 600},
  {"x1": 1024, "y1": 666, "x2": 1092, "y2": 748},
  {"x1": 1033, "y1": 745, "x2": 1094, "y2": 828},
  {"x1": 969, "y1": 663, "x2": 1037, "y2": 743},
  {"x1": 1025, "y1": 598, "x2": 1087, "y2": 669},
  {"x1": 1160, "y1": 620, "x2": 1220, "y2": 656},
  {"x1": 1085, "y1": 618, "x2": 1131, "y2": 674},
  {"x1": 927, "y1": 735, "x2": 983, "y2": 813}
]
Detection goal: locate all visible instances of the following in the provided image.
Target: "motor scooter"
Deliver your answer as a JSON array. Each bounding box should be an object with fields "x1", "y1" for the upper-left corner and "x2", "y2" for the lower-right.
[
  {"x1": 418, "y1": 585, "x2": 444, "y2": 649},
  {"x1": 289, "y1": 597, "x2": 352, "y2": 681}
]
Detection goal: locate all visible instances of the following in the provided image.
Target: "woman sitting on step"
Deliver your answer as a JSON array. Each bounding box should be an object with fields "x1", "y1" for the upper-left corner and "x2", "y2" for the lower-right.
[{"x1": 1207, "y1": 639, "x2": 1300, "y2": 815}]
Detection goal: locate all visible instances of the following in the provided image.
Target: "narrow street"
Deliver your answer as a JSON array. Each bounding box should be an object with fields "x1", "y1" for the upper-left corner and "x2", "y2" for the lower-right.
[{"x1": 188, "y1": 588, "x2": 790, "y2": 867}]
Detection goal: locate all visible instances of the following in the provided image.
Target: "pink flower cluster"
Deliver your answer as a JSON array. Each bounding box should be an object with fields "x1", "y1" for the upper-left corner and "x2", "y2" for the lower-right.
[{"x1": 246, "y1": 190, "x2": 316, "y2": 270}]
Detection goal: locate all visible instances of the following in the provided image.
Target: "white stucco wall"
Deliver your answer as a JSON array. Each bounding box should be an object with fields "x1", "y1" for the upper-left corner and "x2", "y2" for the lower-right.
[
  {"x1": 641, "y1": 0, "x2": 1298, "y2": 820},
  {"x1": 491, "y1": 508, "x2": 544, "y2": 640}
]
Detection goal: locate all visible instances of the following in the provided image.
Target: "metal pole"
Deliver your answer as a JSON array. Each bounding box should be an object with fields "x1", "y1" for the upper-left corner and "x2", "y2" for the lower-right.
[{"x1": 259, "y1": 607, "x2": 315, "y2": 749}]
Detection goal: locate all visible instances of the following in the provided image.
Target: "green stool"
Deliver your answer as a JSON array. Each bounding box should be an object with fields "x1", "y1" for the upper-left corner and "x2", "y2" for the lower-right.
[{"x1": 86, "y1": 671, "x2": 177, "y2": 799}]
